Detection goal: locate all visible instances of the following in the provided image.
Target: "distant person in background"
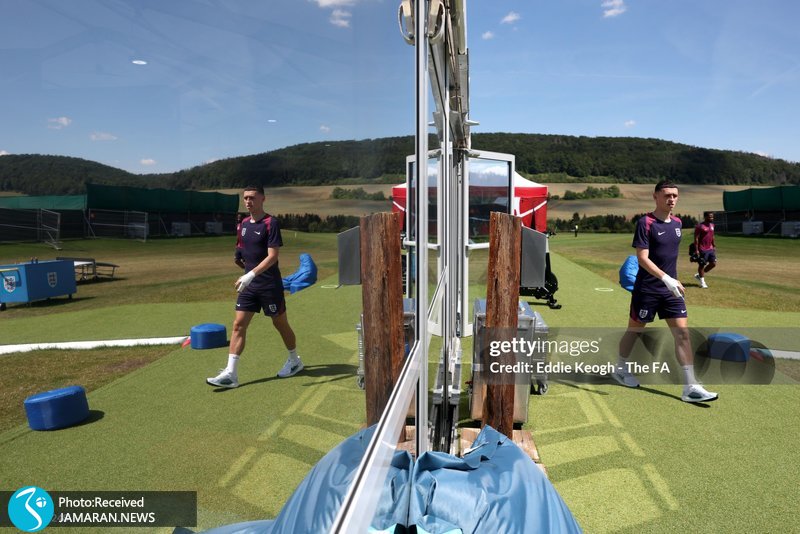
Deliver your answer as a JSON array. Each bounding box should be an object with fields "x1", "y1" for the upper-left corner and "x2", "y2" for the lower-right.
[
  {"x1": 693, "y1": 211, "x2": 716, "y2": 289},
  {"x1": 612, "y1": 180, "x2": 718, "y2": 403},
  {"x1": 207, "y1": 185, "x2": 303, "y2": 389},
  {"x1": 574, "y1": 224, "x2": 579, "y2": 237}
]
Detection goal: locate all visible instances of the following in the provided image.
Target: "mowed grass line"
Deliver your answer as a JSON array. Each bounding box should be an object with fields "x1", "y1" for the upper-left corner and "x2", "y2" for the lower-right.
[
  {"x1": 0, "y1": 346, "x2": 174, "y2": 433},
  {"x1": 216, "y1": 185, "x2": 398, "y2": 217},
  {"x1": 214, "y1": 183, "x2": 763, "y2": 221},
  {"x1": 550, "y1": 233, "x2": 800, "y2": 312},
  {"x1": 2, "y1": 230, "x2": 799, "y2": 532},
  {"x1": 0, "y1": 233, "x2": 342, "y2": 435},
  {"x1": 529, "y1": 382, "x2": 800, "y2": 533},
  {"x1": 543, "y1": 183, "x2": 758, "y2": 220},
  {"x1": 0, "y1": 275, "x2": 368, "y2": 531},
  {"x1": 0, "y1": 233, "x2": 339, "y2": 318}
]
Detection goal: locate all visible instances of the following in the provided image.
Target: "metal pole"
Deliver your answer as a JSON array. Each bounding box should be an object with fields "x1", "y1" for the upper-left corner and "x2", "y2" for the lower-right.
[{"x1": 415, "y1": 0, "x2": 430, "y2": 457}]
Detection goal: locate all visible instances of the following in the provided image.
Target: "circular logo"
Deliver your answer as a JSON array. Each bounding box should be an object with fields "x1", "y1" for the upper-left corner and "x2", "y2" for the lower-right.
[{"x1": 8, "y1": 486, "x2": 54, "y2": 532}]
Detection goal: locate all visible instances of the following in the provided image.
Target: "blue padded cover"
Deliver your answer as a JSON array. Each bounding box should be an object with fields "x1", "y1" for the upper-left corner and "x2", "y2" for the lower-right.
[
  {"x1": 619, "y1": 255, "x2": 639, "y2": 292},
  {"x1": 282, "y1": 253, "x2": 318, "y2": 294},
  {"x1": 24, "y1": 385, "x2": 89, "y2": 431},
  {"x1": 200, "y1": 425, "x2": 411, "y2": 534},
  {"x1": 408, "y1": 426, "x2": 582, "y2": 533}
]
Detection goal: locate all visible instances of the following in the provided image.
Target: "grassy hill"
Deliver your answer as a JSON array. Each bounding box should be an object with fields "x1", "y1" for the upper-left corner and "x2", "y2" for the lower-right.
[{"x1": 3, "y1": 133, "x2": 799, "y2": 196}]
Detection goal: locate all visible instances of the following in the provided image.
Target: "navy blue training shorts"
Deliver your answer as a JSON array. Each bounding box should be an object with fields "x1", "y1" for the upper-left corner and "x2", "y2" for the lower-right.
[
  {"x1": 699, "y1": 249, "x2": 717, "y2": 264},
  {"x1": 236, "y1": 287, "x2": 286, "y2": 316},
  {"x1": 629, "y1": 290, "x2": 687, "y2": 323}
]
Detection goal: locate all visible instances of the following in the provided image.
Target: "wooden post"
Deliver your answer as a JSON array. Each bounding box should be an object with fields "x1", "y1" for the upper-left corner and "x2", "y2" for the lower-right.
[
  {"x1": 360, "y1": 212, "x2": 405, "y2": 426},
  {"x1": 482, "y1": 211, "x2": 521, "y2": 437}
]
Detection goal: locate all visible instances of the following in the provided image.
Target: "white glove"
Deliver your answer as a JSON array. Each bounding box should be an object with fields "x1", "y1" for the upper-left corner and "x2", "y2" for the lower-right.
[
  {"x1": 236, "y1": 271, "x2": 256, "y2": 293},
  {"x1": 660, "y1": 273, "x2": 683, "y2": 298}
]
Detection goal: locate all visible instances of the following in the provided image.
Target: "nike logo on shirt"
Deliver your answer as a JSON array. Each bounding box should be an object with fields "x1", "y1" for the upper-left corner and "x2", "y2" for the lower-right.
[
  {"x1": 658, "y1": 231, "x2": 666, "y2": 235},
  {"x1": 254, "y1": 231, "x2": 262, "y2": 235}
]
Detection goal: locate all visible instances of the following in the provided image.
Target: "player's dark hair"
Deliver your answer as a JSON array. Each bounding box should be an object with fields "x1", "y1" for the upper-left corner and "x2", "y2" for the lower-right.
[
  {"x1": 243, "y1": 184, "x2": 265, "y2": 195},
  {"x1": 654, "y1": 180, "x2": 678, "y2": 192},
  {"x1": 703, "y1": 210, "x2": 713, "y2": 217}
]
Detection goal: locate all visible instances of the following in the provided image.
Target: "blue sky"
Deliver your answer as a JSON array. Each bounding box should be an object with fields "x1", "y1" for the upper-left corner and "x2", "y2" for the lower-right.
[{"x1": 1, "y1": 0, "x2": 798, "y2": 174}]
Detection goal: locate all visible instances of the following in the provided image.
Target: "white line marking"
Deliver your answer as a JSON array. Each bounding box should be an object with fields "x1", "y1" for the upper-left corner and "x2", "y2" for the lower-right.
[{"x1": 0, "y1": 336, "x2": 189, "y2": 356}]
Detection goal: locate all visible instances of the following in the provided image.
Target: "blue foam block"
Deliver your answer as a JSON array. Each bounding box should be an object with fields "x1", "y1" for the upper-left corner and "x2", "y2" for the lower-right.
[
  {"x1": 708, "y1": 333, "x2": 750, "y2": 362},
  {"x1": 191, "y1": 323, "x2": 228, "y2": 349},
  {"x1": 24, "y1": 385, "x2": 89, "y2": 431}
]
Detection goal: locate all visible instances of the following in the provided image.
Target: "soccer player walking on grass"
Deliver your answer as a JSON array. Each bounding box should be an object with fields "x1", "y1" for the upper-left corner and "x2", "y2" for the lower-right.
[
  {"x1": 694, "y1": 211, "x2": 717, "y2": 289},
  {"x1": 612, "y1": 180, "x2": 718, "y2": 403},
  {"x1": 207, "y1": 185, "x2": 303, "y2": 388}
]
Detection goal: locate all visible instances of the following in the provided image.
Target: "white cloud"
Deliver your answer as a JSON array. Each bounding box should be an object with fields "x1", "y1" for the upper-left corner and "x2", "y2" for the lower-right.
[
  {"x1": 313, "y1": 0, "x2": 354, "y2": 7},
  {"x1": 47, "y1": 116, "x2": 72, "y2": 129},
  {"x1": 312, "y1": 0, "x2": 355, "y2": 27},
  {"x1": 90, "y1": 131, "x2": 118, "y2": 141},
  {"x1": 140, "y1": 158, "x2": 157, "y2": 166},
  {"x1": 0, "y1": 150, "x2": 9, "y2": 156},
  {"x1": 501, "y1": 12, "x2": 520, "y2": 24},
  {"x1": 602, "y1": 0, "x2": 626, "y2": 18},
  {"x1": 624, "y1": 119, "x2": 636, "y2": 128},
  {"x1": 755, "y1": 151, "x2": 772, "y2": 159},
  {"x1": 330, "y1": 9, "x2": 351, "y2": 27},
  {"x1": 320, "y1": 125, "x2": 331, "y2": 133},
  {"x1": 482, "y1": 31, "x2": 495, "y2": 40}
]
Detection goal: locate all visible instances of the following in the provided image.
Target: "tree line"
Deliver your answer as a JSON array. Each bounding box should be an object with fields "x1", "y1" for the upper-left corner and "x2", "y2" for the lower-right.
[
  {"x1": 2, "y1": 133, "x2": 799, "y2": 196},
  {"x1": 548, "y1": 212, "x2": 699, "y2": 234}
]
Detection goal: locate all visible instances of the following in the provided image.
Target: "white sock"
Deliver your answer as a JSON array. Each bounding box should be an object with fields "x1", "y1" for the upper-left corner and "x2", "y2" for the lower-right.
[
  {"x1": 226, "y1": 354, "x2": 240, "y2": 375},
  {"x1": 617, "y1": 356, "x2": 629, "y2": 374},
  {"x1": 682, "y1": 365, "x2": 696, "y2": 385},
  {"x1": 288, "y1": 349, "x2": 299, "y2": 361}
]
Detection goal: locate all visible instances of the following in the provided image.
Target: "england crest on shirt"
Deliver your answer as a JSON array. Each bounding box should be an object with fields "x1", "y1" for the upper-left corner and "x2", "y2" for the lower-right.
[
  {"x1": 241, "y1": 227, "x2": 247, "y2": 237},
  {"x1": 675, "y1": 228, "x2": 681, "y2": 237}
]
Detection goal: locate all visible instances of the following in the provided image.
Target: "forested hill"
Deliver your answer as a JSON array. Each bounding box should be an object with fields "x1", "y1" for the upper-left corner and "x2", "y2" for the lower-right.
[{"x1": 2, "y1": 133, "x2": 799, "y2": 195}]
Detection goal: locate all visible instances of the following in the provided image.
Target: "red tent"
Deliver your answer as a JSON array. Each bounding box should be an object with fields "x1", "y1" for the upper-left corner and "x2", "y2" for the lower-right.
[{"x1": 391, "y1": 172, "x2": 548, "y2": 233}]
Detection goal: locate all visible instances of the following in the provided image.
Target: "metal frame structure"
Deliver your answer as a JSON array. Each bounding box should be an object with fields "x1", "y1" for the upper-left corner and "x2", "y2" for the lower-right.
[{"x1": 332, "y1": 1, "x2": 518, "y2": 530}]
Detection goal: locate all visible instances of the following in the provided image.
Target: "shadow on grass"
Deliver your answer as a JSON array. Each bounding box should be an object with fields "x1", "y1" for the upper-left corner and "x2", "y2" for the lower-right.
[
  {"x1": 74, "y1": 410, "x2": 105, "y2": 427},
  {"x1": 298, "y1": 363, "x2": 358, "y2": 383},
  {"x1": 210, "y1": 363, "x2": 358, "y2": 391},
  {"x1": 553, "y1": 378, "x2": 714, "y2": 406}
]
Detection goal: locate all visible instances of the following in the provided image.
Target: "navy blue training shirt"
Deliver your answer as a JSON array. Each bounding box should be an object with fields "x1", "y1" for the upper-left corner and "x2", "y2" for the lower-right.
[
  {"x1": 240, "y1": 214, "x2": 283, "y2": 290},
  {"x1": 632, "y1": 213, "x2": 682, "y2": 295}
]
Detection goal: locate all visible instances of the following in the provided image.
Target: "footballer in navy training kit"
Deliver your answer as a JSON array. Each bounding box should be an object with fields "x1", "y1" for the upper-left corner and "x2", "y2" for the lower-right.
[
  {"x1": 611, "y1": 180, "x2": 718, "y2": 403},
  {"x1": 207, "y1": 185, "x2": 303, "y2": 389}
]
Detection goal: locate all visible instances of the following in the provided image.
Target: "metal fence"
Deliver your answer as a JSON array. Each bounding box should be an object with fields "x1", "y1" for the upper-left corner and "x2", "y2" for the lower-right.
[{"x1": 0, "y1": 208, "x2": 61, "y2": 248}]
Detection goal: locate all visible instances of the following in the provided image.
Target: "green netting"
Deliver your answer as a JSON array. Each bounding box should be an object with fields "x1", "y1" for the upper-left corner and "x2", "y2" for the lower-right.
[
  {"x1": 0, "y1": 195, "x2": 86, "y2": 210},
  {"x1": 782, "y1": 186, "x2": 800, "y2": 210},
  {"x1": 752, "y1": 187, "x2": 784, "y2": 210},
  {"x1": 86, "y1": 184, "x2": 237, "y2": 212},
  {"x1": 723, "y1": 189, "x2": 751, "y2": 212},
  {"x1": 723, "y1": 186, "x2": 800, "y2": 212}
]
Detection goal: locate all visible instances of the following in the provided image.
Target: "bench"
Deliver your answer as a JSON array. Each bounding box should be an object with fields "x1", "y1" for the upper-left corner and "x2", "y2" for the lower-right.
[{"x1": 57, "y1": 257, "x2": 119, "y2": 281}]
